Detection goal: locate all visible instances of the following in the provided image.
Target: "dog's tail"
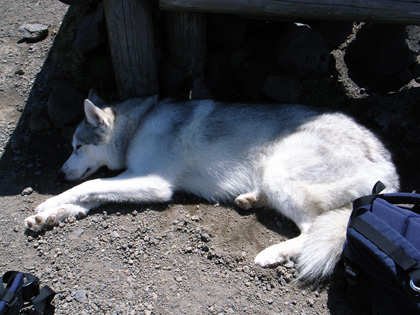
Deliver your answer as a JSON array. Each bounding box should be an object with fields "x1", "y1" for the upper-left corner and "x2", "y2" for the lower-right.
[{"x1": 296, "y1": 206, "x2": 352, "y2": 282}]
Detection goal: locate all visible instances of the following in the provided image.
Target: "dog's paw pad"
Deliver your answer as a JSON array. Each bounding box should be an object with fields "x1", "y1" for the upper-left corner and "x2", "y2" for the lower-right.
[
  {"x1": 25, "y1": 215, "x2": 45, "y2": 232},
  {"x1": 234, "y1": 194, "x2": 257, "y2": 210},
  {"x1": 25, "y1": 208, "x2": 64, "y2": 232}
]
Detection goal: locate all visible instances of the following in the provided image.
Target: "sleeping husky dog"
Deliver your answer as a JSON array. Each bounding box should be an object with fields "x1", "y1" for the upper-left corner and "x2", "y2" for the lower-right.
[{"x1": 25, "y1": 91, "x2": 399, "y2": 281}]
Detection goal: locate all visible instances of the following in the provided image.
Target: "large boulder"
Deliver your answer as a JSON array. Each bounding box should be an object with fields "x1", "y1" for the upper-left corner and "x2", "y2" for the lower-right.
[
  {"x1": 47, "y1": 81, "x2": 85, "y2": 129},
  {"x1": 262, "y1": 75, "x2": 302, "y2": 103},
  {"x1": 276, "y1": 23, "x2": 330, "y2": 78}
]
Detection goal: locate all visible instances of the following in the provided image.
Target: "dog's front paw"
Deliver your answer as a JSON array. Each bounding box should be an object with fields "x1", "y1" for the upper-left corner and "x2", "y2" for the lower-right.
[
  {"x1": 25, "y1": 204, "x2": 86, "y2": 232},
  {"x1": 25, "y1": 207, "x2": 66, "y2": 232}
]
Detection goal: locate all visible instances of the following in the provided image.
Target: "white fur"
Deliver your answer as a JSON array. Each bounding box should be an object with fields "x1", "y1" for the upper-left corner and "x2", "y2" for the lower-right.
[{"x1": 25, "y1": 94, "x2": 399, "y2": 281}]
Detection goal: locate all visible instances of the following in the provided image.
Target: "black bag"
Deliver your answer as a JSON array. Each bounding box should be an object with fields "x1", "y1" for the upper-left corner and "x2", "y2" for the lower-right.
[
  {"x1": 343, "y1": 182, "x2": 420, "y2": 315},
  {"x1": 0, "y1": 271, "x2": 55, "y2": 315}
]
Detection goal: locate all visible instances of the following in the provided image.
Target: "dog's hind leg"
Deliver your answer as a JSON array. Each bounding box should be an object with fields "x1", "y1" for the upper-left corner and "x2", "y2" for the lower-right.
[
  {"x1": 254, "y1": 220, "x2": 311, "y2": 267},
  {"x1": 253, "y1": 170, "x2": 316, "y2": 267},
  {"x1": 25, "y1": 172, "x2": 174, "y2": 232},
  {"x1": 254, "y1": 231, "x2": 309, "y2": 267}
]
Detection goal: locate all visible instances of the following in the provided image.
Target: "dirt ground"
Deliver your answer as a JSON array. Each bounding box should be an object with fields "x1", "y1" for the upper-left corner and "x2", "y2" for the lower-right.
[{"x1": 0, "y1": 1, "x2": 419, "y2": 314}]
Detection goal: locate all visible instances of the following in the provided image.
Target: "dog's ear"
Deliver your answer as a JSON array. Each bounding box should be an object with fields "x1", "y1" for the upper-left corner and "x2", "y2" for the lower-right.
[
  {"x1": 84, "y1": 99, "x2": 112, "y2": 127},
  {"x1": 88, "y1": 89, "x2": 106, "y2": 106}
]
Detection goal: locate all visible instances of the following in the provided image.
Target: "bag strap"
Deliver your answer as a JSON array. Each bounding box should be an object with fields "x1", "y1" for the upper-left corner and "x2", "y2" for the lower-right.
[
  {"x1": 352, "y1": 181, "x2": 386, "y2": 214},
  {"x1": 353, "y1": 181, "x2": 420, "y2": 215},
  {"x1": 350, "y1": 217, "x2": 420, "y2": 274},
  {"x1": 380, "y1": 193, "x2": 420, "y2": 209},
  {"x1": 32, "y1": 285, "x2": 56, "y2": 315}
]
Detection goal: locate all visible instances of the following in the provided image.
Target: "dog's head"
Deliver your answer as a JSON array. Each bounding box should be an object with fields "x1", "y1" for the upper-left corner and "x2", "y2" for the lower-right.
[{"x1": 59, "y1": 90, "x2": 115, "y2": 181}]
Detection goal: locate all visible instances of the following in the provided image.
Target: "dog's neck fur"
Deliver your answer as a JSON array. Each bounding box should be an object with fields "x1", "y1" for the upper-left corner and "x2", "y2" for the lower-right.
[{"x1": 106, "y1": 96, "x2": 157, "y2": 170}]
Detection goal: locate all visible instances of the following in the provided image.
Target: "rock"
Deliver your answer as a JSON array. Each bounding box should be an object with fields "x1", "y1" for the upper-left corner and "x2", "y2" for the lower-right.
[
  {"x1": 276, "y1": 23, "x2": 330, "y2": 78},
  {"x1": 126, "y1": 289, "x2": 135, "y2": 299},
  {"x1": 73, "y1": 4, "x2": 106, "y2": 59},
  {"x1": 374, "y1": 110, "x2": 403, "y2": 131},
  {"x1": 18, "y1": 23, "x2": 48, "y2": 42},
  {"x1": 29, "y1": 106, "x2": 51, "y2": 133},
  {"x1": 284, "y1": 274, "x2": 293, "y2": 283},
  {"x1": 284, "y1": 260, "x2": 295, "y2": 269},
  {"x1": 262, "y1": 75, "x2": 302, "y2": 103},
  {"x1": 21, "y1": 187, "x2": 33, "y2": 196},
  {"x1": 345, "y1": 24, "x2": 420, "y2": 92},
  {"x1": 72, "y1": 289, "x2": 87, "y2": 303},
  {"x1": 46, "y1": 81, "x2": 85, "y2": 129},
  {"x1": 207, "y1": 14, "x2": 248, "y2": 47},
  {"x1": 405, "y1": 26, "x2": 420, "y2": 54},
  {"x1": 318, "y1": 21, "x2": 354, "y2": 49},
  {"x1": 200, "y1": 233, "x2": 212, "y2": 243},
  {"x1": 190, "y1": 214, "x2": 200, "y2": 222},
  {"x1": 307, "y1": 297, "x2": 315, "y2": 306},
  {"x1": 49, "y1": 55, "x2": 73, "y2": 81}
]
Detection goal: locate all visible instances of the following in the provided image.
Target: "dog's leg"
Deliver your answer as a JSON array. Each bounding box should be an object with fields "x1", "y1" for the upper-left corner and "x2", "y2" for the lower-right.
[
  {"x1": 254, "y1": 235, "x2": 306, "y2": 267},
  {"x1": 25, "y1": 173, "x2": 173, "y2": 231}
]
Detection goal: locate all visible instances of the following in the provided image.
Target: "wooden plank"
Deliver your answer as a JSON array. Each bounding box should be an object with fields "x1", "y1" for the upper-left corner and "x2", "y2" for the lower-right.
[
  {"x1": 103, "y1": 0, "x2": 158, "y2": 99},
  {"x1": 165, "y1": 11, "x2": 206, "y2": 77},
  {"x1": 160, "y1": 0, "x2": 420, "y2": 24}
]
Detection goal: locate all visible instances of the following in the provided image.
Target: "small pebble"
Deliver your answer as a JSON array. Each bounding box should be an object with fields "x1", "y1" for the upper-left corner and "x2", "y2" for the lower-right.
[
  {"x1": 72, "y1": 290, "x2": 87, "y2": 303},
  {"x1": 21, "y1": 187, "x2": 33, "y2": 196},
  {"x1": 201, "y1": 233, "x2": 212, "y2": 242}
]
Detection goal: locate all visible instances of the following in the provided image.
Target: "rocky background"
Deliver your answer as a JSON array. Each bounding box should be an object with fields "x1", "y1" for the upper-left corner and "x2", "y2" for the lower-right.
[{"x1": 0, "y1": 0, "x2": 419, "y2": 314}]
